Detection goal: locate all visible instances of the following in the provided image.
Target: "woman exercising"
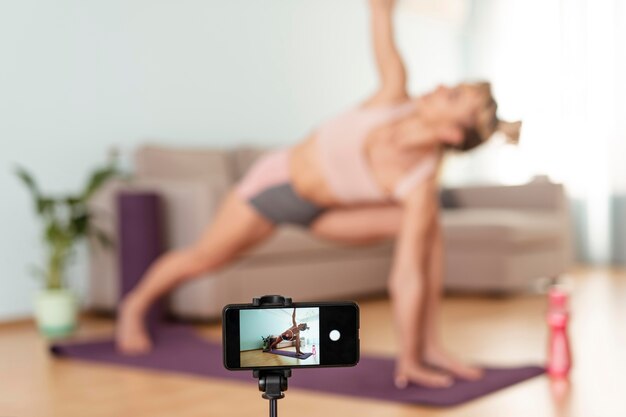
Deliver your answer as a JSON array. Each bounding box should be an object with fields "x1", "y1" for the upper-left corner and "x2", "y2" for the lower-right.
[
  {"x1": 117, "y1": 0, "x2": 520, "y2": 388},
  {"x1": 264, "y1": 308, "x2": 309, "y2": 356}
]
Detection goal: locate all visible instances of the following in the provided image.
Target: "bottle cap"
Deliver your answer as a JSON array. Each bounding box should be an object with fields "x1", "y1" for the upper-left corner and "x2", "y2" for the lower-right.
[{"x1": 549, "y1": 287, "x2": 568, "y2": 309}]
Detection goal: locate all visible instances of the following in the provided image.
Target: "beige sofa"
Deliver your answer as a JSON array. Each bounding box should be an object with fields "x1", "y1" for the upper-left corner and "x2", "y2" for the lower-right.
[{"x1": 87, "y1": 145, "x2": 573, "y2": 320}]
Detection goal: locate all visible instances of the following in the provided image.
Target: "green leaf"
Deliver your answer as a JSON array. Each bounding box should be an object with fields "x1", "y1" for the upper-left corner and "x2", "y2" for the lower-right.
[
  {"x1": 72, "y1": 213, "x2": 90, "y2": 238},
  {"x1": 45, "y1": 221, "x2": 68, "y2": 245},
  {"x1": 81, "y1": 163, "x2": 119, "y2": 201},
  {"x1": 92, "y1": 227, "x2": 114, "y2": 248},
  {"x1": 14, "y1": 166, "x2": 58, "y2": 216},
  {"x1": 15, "y1": 166, "x2": 41, "y2": 200},
  {"x1": 36, "y1": 197, "x2": 55, "y2": 216},
  {"x1": 64, "y1": 196, "x2": 81, "y2": 206}
]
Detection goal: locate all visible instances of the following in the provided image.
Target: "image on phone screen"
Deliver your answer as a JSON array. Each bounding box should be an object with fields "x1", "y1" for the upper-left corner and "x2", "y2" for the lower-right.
[{"x1": 240, "y1": 307, "x2": 320, "y2": 367}]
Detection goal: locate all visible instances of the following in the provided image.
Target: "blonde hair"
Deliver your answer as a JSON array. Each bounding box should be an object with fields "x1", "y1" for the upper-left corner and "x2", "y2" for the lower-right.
[{"x1": 455, "y1": 82, "x2": 522, "y2": 151}]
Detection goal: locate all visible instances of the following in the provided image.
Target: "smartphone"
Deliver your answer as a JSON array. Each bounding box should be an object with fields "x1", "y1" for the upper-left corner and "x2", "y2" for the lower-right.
[{"x1": 223, "y1": 301, "x2": 359, "y2": 370}]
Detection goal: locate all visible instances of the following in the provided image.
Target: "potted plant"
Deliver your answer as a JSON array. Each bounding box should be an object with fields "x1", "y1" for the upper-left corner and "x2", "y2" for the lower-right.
[
  {"x1": 261, "y1": 335, "x2": 273, "y2": 351},
  {"x1": 15, "y1": 157, "x2": 118, "y2": 338}
]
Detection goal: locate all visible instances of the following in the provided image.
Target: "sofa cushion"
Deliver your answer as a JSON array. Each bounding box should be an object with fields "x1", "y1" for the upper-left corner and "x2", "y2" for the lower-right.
[
  {"x1": 442, "y1": 209, "x2": 563, "y2": 249},
  {"x1": 135, "y1": 145, "x2": 235, "y2": 184}
]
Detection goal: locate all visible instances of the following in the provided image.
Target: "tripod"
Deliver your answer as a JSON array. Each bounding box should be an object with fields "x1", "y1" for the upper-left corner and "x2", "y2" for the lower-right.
[{"x1": 252, "y1": 295, "x2": 293, "y2": 417}]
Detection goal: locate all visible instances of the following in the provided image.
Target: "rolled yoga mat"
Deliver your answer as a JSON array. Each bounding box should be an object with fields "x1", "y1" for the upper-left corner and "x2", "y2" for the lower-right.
[
  {"x1": 51, "y1": 191, "x2": 545, "y2": 407},
  {"x1": 117, "y1": 191, "x2": 164, "y2": 333}
]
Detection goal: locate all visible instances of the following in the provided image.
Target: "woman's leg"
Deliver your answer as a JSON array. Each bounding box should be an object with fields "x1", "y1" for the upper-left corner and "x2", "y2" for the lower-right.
[
  {"x1": 309, "y1": 204, "x2": 403, "y2": 245},
  {"x1": 311, "y1": 205, "x2": 452, "y2": 387},
  {"x1": 268, "y1": 336, "x2": 282, "y2": 351},
  {"x1": 116, "y1": 191, "x2": 275, "y2": 354}
]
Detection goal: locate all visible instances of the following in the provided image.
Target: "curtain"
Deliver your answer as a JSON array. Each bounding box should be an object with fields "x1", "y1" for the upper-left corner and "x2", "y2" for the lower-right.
[{"x1": 443, "y1": 0, "x2": 626, "y2": 265}]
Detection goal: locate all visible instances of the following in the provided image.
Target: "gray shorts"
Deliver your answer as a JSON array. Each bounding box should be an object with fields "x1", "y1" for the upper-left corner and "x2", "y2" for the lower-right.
[
  {"x1": 248, "y1": 182, "x2": 326, "y2": 227},
  {"x1": 235, "y1": 149, "x2": 326, "y2": 226}
]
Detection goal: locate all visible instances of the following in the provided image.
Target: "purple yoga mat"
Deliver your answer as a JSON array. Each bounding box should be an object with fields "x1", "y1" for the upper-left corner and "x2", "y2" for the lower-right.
[
  {"x1": 265, "y1": 349, "x2": 314, "y2": 360},
  {"x1": 51, "y1": 326, "x2": 544, "y2": 407}
]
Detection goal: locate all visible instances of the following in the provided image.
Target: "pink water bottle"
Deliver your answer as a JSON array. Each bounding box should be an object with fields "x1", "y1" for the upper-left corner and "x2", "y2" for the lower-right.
[
  {"x1": 312, "y1": 344, "x2": 316, "y2": 356},
  {"x1": 547, "y1": 288, "x2": 572, "y2": 378}
]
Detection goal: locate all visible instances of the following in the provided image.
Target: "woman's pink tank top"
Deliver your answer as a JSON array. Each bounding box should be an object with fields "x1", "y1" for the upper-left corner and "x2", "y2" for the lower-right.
[{"x1": 315, "y1": 102, "x2": 438, "y2": 204}]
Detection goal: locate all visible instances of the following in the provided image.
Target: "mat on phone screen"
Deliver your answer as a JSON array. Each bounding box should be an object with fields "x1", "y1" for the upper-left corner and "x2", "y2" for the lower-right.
[
  {"x1": 264, "y1": 349, "x2": 314, "y2": 360},
  {"x1": 51, "y1": 325, "x2": 544, "y2": 407}
]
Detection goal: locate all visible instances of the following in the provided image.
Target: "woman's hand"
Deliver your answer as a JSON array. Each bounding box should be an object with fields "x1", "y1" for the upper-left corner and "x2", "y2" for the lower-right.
[
  {"x1": 369, "y1": 0, "x2": 395, "y2": 9},
  {"x1": 365, "y1": 0, "x2": 408, "y2": 107}
]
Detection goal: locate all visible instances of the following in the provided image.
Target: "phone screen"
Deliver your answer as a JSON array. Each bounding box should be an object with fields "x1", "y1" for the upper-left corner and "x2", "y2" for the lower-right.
[
  {"x1": 240, "y1": 307, "x2": 320, "y2": 367},
  {"x1": 223, "y1": 302, "x2": 359, "y2": 370}
]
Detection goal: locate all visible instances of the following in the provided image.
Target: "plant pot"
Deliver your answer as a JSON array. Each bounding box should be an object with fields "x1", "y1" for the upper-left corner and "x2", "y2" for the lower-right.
[{"x1": 34, "y1": 289, "x2": 77, "y2": 338}]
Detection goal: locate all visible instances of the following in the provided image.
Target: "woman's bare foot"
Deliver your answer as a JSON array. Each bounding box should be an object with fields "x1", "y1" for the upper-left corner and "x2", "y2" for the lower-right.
[
  {"x1": 395, "y1": 362, "x2": 453, "y2": 389},
  {"x1": 115, "y1": 298, "x2": 152, "y2": 355},
  {"x1": 424, "y1": 347, "x2": 484, "y2": 381}
]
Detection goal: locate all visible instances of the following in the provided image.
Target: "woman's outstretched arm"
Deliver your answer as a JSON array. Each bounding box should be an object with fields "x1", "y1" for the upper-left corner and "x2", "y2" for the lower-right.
[
  {"x1": 388, "y1": 179, "x2": 436, "y2": 364},
  {"x1": 420, "y1": 200, "x2": 484, "y2": 380},
  {"x1": 292, "y1": 308, "x2": 297, "y2": 327},
  {"x1": 388, "y1": 178, "x2": 452, "y2": 388},
  {"x1": 366, "y1": 0, "x2": 408, "y2": 105}
]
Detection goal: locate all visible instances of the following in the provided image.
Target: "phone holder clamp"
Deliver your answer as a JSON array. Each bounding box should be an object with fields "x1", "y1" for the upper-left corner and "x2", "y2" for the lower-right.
[{"x1": 253, "y1": 295, "x2": 293, "y2": 307}]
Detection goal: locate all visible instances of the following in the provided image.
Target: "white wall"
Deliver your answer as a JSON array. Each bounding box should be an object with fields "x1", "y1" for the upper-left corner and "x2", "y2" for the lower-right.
[{"x1": 0, "y1": 0, "x2": 465, "y2": 321}]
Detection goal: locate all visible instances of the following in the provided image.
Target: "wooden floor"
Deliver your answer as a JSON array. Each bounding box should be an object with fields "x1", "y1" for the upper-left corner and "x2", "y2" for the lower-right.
[{"x1": 1, "y1": 267, "x2": 625, "y2": 417}]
